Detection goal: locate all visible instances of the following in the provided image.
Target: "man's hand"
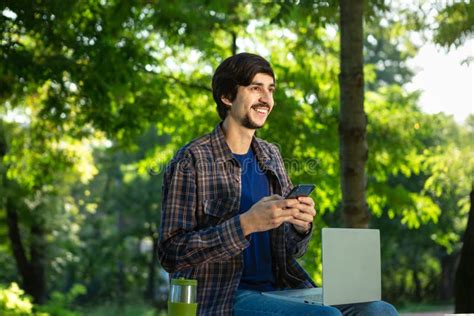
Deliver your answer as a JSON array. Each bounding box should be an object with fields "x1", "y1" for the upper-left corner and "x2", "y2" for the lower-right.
[
  {"x1": 288, "y1": 196, "x2": 316, "y2": 235},
  {"x1": 240, "y1": 195, "x2": 303, "y2": 236}
]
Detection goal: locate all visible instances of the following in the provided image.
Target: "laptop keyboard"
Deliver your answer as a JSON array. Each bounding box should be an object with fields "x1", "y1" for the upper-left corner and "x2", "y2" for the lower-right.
[{"x1": 302, "y1": 293, "x2": 323, "y2": 303}]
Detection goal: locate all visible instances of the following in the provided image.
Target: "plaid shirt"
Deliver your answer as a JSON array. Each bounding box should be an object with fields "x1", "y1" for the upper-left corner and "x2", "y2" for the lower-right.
[{"x1": 158, "y1": 123, "x2": 315, "y2": 315}]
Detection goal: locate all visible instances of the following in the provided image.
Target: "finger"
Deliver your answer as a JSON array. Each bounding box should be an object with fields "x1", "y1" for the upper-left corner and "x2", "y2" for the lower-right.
[
  {"x1": 292, "y1": 203, "x2": 316, "y2": 216},
  {"x1": 277, "y1": 207, "x2": 300, "y2": 218},
  {"x1": 297, "y1": 196, "x2": 315, "y2": 207},
  {"x1": 261, "y1": 194, "x2": 283, "y2": 202},
  {"x1": 275, "y1": 199, "x2": 300, "y2": 209},
  {"x1": 281, "y1": 206, "x2": 313, "y2": 221},
  {"x1": 281, "y1": 206, "x2": 315, "y2": 224},
  {"x1": 293, "y1": 203, "x2": 316, "y2": 216},
  {"x1": 292, "y1": 211, "x2": 314, "y2": 223},
  {"x1": 271, "y1": 215, "x2": 294, "y2": 227},
  {"x1": 287, "y1": 218, "x2": 311, "y2": 230}
]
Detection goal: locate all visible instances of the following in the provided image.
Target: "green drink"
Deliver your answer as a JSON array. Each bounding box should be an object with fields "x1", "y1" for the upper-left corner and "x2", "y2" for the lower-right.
[{"x1": 168, "y1": 278, "x2": 198, "y2": 316}]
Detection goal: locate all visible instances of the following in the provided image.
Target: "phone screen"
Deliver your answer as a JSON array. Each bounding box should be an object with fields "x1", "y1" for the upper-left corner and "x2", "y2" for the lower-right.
[{"x1": 285, "y1": 184, "x2": 316, "y2": 199}]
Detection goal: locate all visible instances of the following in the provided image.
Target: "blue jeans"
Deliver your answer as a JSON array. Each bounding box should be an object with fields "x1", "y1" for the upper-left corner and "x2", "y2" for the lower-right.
[{"x1": 233, "y1": 289, "x2": 399, "y2": 316}]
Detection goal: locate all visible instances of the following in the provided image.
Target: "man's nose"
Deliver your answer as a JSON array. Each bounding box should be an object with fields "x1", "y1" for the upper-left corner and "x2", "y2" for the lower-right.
[{"x1": 259, "y1": 89, "x2": 273, "y2": 105}]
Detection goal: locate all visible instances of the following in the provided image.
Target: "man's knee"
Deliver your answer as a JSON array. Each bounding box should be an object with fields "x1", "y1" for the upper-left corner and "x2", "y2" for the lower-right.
[
  {"x1": 317, "y1": 306, "x2": 343, "y2": 316},
  {"x1": 360, "y1": 301, "x2": 398, "y2": 316}
]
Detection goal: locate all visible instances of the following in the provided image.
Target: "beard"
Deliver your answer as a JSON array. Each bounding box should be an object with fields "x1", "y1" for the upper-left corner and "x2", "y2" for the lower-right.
[
  {"x1": 240, "y1": 103, "x2": 269, "y2": 130},
  {"x1": 241, "y1": 113, "x2": 264, "y2": 129}
]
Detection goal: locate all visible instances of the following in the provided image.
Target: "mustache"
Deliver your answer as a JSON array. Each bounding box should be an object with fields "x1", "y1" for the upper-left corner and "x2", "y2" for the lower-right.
[{"x1": 251, "y1": 103, "x2": 270, "y2": 109}]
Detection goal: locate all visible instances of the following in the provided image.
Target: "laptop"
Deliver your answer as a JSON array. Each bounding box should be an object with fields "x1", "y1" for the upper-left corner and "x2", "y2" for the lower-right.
[{"x1": 262, "y1": 228, "x2": 381, "y2": 306}]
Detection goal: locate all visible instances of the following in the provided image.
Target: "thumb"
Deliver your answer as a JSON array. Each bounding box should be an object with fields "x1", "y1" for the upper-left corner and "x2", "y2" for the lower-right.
[{"x1": 262, "y1": 194, "x2": 283, "y2": 202}]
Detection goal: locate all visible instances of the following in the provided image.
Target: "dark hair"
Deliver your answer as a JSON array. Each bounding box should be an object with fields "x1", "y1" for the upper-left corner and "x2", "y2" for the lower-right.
[{"x1": 212, "y1": 53, "x2": 275, "y2": 120}]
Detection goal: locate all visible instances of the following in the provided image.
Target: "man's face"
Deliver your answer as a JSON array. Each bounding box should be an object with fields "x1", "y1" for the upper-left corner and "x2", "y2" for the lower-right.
[{"x1": 223, "y1": 73, "x2": 275, "y2": 129}]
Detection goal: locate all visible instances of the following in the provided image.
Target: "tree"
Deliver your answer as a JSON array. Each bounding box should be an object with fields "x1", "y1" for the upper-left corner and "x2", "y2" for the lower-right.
[
  {"x1": 1, "y1": 0, "x2": 471, "y2": 310},
  {"x1": 455, "y1": 182, "x2": 474, "y2": 312},
  {"x1": 432, "y1": 1, "x2": 474, "y2": 311},
  {"x1": 338, "y1": 0, "x2": 369, "y2": 228},
  {"x1": 0, "y1": 112, "x2": 97, "y2": 303},
  {"x1": 434, "y1": 1, "x2": 474, "y2": 49}
]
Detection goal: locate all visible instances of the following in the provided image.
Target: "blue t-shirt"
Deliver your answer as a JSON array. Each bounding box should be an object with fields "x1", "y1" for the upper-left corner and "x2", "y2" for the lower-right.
[{"x1": 233, "y1": 148, "x2": 275, "y2": 291}]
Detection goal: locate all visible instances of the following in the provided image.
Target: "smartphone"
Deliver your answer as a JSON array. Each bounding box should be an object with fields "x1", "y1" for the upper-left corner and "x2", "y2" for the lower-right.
[{"x1": 285, "y1": 184, "x2": 316, "y2": 199}]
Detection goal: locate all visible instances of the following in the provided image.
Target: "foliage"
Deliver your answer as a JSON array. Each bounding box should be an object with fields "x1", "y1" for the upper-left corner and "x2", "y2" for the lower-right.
[
  {"x1": 0, "y1": 283, "x2": 38, "y2": 316},
  {"x1": 79, "y1": 302, "x2": 164, "y2": 316},
  {"x1": 35, "y1": 284, "x2": 85, "y2": 316},
  {"x1": 434, "y1": 1, "x2": 474, "y2": 49},
  {"x1": 0, "y1": 0, "x2": 472, "y2": 310},
  {"x1": 0, "y1": 282, "x2": 161, "y2": 316}
]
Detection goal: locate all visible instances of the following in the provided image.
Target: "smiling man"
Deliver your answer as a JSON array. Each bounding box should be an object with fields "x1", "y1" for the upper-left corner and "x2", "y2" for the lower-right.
[{"x1": 158, "y1": 53, "x2": 398, "y2": 316}]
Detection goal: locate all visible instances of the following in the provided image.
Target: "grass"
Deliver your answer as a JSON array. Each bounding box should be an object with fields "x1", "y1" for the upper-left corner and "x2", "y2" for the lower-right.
[
  {"x1": 397, "y1": 301, "x2": 454, "y2": 313},
  {"x1": 78, "y1": 303, "x2": 166, "y2": 316},
  {"x1": 56, "y1": 301, "x2": 457, "y2": 316}
]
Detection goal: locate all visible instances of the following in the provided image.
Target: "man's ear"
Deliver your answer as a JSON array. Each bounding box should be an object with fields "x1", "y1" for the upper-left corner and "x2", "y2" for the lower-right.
[{"x1": 221, "y1": 96, "x2": 233, "y2": 107}]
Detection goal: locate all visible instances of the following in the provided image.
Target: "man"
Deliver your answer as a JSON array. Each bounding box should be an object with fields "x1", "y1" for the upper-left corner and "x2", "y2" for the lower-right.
[{"x1": 158, "y1": 53, "x2": 398, "y2": 316}]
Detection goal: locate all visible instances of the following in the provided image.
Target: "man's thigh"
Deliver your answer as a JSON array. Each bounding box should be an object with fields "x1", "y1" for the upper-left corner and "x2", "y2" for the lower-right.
[
  {"x1": 335, "y1": 301, "x2": 399, "y2": 316},
  {"x1": 233, "y1": 290, "x2": 342, "y2": 316}
]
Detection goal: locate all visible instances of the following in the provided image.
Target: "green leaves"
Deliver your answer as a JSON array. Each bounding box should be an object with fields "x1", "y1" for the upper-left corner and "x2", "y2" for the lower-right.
[
  {"x1": 0, "y1": 283, "x2": 35, "y2": 315},
  {"x1": 434, "y1": 1, "x2": 474, "y2": 48},
  {"x1": 1, "y1": 0, "x2": 472, "y2": 308}
]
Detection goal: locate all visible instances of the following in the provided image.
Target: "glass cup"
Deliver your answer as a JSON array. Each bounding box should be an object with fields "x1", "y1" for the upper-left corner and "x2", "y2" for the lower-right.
[{"x1": 168, "y1": 278, "x2": 198, "y2": 316}]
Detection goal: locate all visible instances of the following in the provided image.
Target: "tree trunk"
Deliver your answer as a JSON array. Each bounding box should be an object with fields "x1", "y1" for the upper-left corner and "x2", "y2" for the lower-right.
[
  {"x1": 412, "y1": 269, "x2": 422, "y2": 301},
  {"x1": 116, "y1": 186, "x2": 126, "y2": 307},
  {"x1": 231, "y1": 31, "x2": 237, "y2": 56},
  {"x1": 455, "y1": 183, "x2": 474, "y2": 312},
  {"x1": 439, "y1": 253, "x2": 458, "y2": 301},
  {"x1": 2, "y1": 126, "x2": 47, "y2": 304},
  {"x1": 339, "y1": 0, "x2": 369, "y2": 228},
  {"x1": 144, "y1": 227, "x2": 159, "y2": 302},
  {"x1": 5, "y1": 199, "x2": 31, "y2": 286},
  {"x1": 5, "y1": 198, "x2": 47, "y2": 303},
  {"x1": 29, "y1": 223, "x2": 47, "y2": 303}
]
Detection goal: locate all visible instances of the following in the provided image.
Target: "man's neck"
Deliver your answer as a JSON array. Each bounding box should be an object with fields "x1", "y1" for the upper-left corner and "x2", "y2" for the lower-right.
[{"x1": 222, "y1": 118, "x2": 255, "y2": 155}]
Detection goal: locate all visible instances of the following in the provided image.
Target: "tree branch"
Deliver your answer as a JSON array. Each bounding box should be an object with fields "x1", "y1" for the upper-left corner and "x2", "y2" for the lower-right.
[{"x1": 163, "y1": 75, "x2": 211, "y2": 92}]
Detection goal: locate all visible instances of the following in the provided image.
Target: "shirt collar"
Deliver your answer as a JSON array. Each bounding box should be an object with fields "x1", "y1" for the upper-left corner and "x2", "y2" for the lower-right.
[{"x1": 210, "y1": 122, "x2": 273, "y2": 169}]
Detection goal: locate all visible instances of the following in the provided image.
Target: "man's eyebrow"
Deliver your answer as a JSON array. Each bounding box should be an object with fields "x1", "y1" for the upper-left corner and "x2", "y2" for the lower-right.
[{"x1": 249, "y1": 81, "x2": 276, "y2": 87}]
